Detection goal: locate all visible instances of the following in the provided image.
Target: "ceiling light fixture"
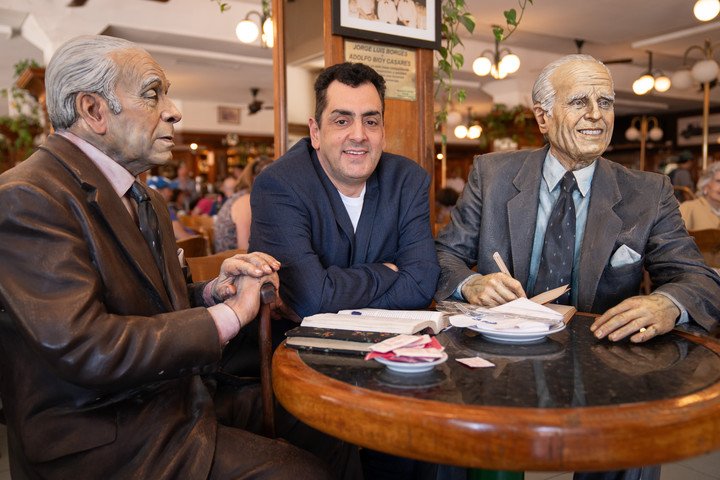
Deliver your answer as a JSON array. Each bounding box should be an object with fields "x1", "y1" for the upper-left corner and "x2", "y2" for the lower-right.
[
  {"x1": 472, "y1": 34, "x2": 520, "y2": 80},
  {"x1": 671, "y1": 39, "x2": 719, "y2": 169},
  {"x1": 694, "y1": 0, "x2": 720, "y2": 21},
  {"x1": 632, "y1": 51, "x2": 672, "y2": 95},
  {"x1": 454, "y1": 107, "x2": 482, "y2": 140},
  {"x1": 624, "y1": 116, "x2": 662, "y2": 171},
  {"x1": 236, "y1": 1, "x2": 273, "y2": 48}
]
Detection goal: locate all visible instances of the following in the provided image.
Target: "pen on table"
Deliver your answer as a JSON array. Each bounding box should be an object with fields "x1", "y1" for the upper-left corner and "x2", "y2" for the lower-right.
[{"x1": 492, "y1": 251, "x2": 527, "y2": 297}]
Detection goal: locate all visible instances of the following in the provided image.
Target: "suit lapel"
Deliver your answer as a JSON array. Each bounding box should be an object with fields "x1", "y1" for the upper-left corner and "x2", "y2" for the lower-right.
[
  {"x1": 353, "y1": 171, "x2": 379, "y2": 264},
  {"x1": 310, "y1": 148, "x2": 356, "y2": 253},
  {"x1": 507, "y1": 147, "x2": 547, "y2": 288},
  {"x1": 577, "y1": 158, "x2": 622, "y2": 312},
  {"x1": 41, "y1": 135, "x2": 173, "y2": 310}
]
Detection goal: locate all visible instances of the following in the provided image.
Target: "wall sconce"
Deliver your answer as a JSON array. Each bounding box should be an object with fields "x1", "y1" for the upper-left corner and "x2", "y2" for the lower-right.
[
  {"x1": 694, "y1": 0, "x2": 720, "y2": 21},
  {"x1": 632, "y1": 51, "x2": 671, "y2": 95},
  {"x1": 671, "y1": 39, "x2": 719, "y2": 169},
  {"x1": 472, "y1": 34, "x2": 520, "y2": 80},
  {"x1": 454, "y1": 108, "x2": 482, "y2": 139},
  {"x1": 236, "y1": 1, "x2": 273, "y2": 48},
  {"x1": 625, "y1": 116, "x2": 662, "y2": 171}
]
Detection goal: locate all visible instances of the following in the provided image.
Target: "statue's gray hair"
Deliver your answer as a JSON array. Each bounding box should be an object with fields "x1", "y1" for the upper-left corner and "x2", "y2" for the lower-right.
[
  {"x1": 46, "y1": 35, "x2": 139, "y2": 130},
  {"x1": 531, "y1": 54, "x2": 614, "y2": 116}
]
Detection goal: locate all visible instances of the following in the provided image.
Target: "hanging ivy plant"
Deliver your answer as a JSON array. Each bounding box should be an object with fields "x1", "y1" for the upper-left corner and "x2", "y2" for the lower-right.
[{"x1": 435, "y1": 0, "x2": 534, "y2": 145}]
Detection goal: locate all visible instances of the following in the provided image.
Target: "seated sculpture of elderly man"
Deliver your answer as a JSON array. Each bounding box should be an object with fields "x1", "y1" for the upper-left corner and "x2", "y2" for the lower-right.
[{"x1": 0, "y1": 35, "x2": 358, "y2": 480}]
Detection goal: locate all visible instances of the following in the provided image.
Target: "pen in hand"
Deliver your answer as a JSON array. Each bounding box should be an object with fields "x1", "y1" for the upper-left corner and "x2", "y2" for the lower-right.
[
  {"x1": 492, "y1": 251, "x2": 511, "y2": 277},
  {"x1": 492, "y1": 251, "x2": 526, "y2": 297}
]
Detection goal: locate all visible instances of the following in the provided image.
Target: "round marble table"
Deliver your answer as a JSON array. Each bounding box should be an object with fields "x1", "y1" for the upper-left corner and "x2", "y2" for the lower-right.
[{"x1": 272, "y1": 314, "x2": 720, "y2": 471}]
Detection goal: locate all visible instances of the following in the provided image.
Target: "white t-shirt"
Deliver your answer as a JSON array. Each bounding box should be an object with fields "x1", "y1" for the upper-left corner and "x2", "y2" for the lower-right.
[{"x1": 339, "y1": 185, "x2": 366, "y2": 232}]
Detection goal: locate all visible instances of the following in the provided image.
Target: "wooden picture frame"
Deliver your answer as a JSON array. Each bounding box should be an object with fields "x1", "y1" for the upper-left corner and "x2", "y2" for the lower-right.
[
  {"x1": 218, "y1": 106, "x2": 241, "y2": 124},
  {"x1": 332, "y1": 0, "x2": 440, "y2": 50}
]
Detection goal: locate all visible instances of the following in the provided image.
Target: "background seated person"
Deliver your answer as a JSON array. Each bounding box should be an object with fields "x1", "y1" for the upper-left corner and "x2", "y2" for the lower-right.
[
  {"x1": 215, "y1": 156, "x2": 273, "y2": 252},
  {"x1": 679, "y1": 161, "x2": 720, "y2": 230},
  {"x1": 147, "y1": 175, "x2": 196, "y2": 240}
]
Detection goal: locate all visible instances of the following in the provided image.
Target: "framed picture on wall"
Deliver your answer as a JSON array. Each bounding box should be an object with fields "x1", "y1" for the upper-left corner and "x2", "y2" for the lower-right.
[
  {"x1": 218, "y1": 106, "x2": 241, "y2": 124},
  {"x1": 677, "y1": 113, "x2": 720, "y2": 146},
  {"x1": 332, "y1": 0, "x2": 440, "y2": 50}
]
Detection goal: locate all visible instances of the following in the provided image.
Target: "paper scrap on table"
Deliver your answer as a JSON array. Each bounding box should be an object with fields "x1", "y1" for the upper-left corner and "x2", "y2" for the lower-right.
[{"x1": 456, "y1": 357, "x2": 495, "y2": 368}]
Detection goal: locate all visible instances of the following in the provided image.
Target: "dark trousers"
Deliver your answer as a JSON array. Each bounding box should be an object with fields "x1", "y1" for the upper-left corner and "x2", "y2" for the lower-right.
[
  {"x1": 574, "y1": 467, "x2": 661, "y2": 480},
  {"x1": 360, "y1": 449, "x2": 438, "y2": 480}
]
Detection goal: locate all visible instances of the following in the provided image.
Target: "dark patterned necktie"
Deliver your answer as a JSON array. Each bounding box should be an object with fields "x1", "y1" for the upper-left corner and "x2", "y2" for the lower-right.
[
  {"x1": 533, "y1": 171, "x2": 578, "y2": 304},
  {"x1": 127, "y1": 181, "x2": 166, "y2": 278}
]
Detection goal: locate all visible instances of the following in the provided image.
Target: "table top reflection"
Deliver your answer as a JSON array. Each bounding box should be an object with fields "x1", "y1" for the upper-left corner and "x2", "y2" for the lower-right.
[{"x1": 272, "y1": 314, "x2": 720, "y2": 471}]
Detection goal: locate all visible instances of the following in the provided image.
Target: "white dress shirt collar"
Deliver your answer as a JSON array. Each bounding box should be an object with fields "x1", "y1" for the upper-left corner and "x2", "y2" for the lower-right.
[
  {"x1": 57, "y1": 130, "x2": 136, "y2": 197},
  {"x1": 543, "y1": 152, "x2": 596, "y2": 198}
]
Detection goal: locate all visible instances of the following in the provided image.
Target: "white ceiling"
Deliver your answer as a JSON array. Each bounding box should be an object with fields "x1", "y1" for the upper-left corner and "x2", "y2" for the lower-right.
[{"x1": 1, "y1": 0, "x2": 720, "y2": 121}]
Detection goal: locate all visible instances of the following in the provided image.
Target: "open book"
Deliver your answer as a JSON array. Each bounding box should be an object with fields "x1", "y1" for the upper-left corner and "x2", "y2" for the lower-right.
[{"x1": 300, "y1": 308, "x2": 449, "y2": 335}]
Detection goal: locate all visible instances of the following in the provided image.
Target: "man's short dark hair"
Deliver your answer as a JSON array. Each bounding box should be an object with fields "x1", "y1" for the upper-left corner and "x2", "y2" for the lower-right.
[{"x1": 313, "y1": 62, "x2": 386, "y2": 126}]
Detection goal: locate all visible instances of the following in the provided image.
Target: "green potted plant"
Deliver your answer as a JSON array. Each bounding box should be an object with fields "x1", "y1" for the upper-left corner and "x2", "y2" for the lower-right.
[
  {"x1": 477, "y1": 103, "x2": 542, "y2": 150},
  {"x1": 0, "y1": 59, "x2": 43, "y2": 172}
]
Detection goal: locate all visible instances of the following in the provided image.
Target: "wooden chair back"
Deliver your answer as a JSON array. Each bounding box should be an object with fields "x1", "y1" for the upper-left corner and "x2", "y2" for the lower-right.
[
  {"x1": 185, "y1": 249, "x2": 247, "y2": 282},
  {"x1": 674, "y1": 186, "x2": 696, "y2": 203},
  {"x1": 176, "y1": 235, "x2": 208, "y2": 258},
  {"x1": 186, "y1": 251, "x2": 275, "y2": 437},
  {"x1": 179, "y1": 215, "x2": 215, "y2": 254},
  {"x1": 259, "y1": 282, "x2": 276, "y2": 438},
  {"x1": 689, "y1": 229, "x2": 720, "y2": 268}
]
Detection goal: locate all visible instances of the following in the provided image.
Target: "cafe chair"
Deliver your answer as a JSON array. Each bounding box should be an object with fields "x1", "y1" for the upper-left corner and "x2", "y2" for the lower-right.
[
  {"x1": 689, "y1": 228, "x2": 720, "y2": 268},
  {"x1": 188, "y1": 248, "x2": 276, "y2": 437},
  {"x1": 259, "y1": 282, "x2": 276, "y2": 438},
  {"x1": 179, "y1": 214, "x2": 215, "y2": 254},
  {"x1": 176, "y1": 235, "x2": 209, "y2": 258},
  {"x1": 185, "y1": 249, "x2": 247, "y2": 282},
  {"x1": 673, "y1": 186, "x2": 696, "y2": 203}
]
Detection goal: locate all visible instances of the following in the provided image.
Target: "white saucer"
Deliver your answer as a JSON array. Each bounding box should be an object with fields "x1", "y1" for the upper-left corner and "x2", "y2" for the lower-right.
[
  {"x1": 374, "y1": 352, "x2": 448, "y2": 373},
  {"x1": 468, "y1": 322, "x2": 566, "y2": 344}
]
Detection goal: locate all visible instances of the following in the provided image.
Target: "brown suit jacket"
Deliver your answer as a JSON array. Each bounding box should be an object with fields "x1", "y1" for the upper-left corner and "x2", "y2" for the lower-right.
[{"x1": 0, "y1": 135, "x2": 222, "y2": 479}]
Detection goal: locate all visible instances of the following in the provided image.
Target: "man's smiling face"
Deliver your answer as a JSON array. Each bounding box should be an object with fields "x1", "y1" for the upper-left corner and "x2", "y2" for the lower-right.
[
  {"x1": 309, "y1": 80, "x2": 385, "y2": 197},
  {"x1": 536, "y1": 60, "x2": 615, "y2": 170}
]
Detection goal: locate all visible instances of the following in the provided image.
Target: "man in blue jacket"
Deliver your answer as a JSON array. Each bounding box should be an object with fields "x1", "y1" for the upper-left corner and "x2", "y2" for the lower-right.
[
  {"x1": 250, "y1": 62, "x2": 438, "y2": 320},
  {"x1": 249, "y1": 62, "x2": 440, "y2": 479}
]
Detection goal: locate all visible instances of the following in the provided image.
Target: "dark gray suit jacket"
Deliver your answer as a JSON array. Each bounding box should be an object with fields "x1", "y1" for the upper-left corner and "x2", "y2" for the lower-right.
[
  {"x1": 435, "y1": 146, "x2": 720, "y2": 331},
  {"x1": 0, "y1": 135, "x2": 221, "y2": 479}
]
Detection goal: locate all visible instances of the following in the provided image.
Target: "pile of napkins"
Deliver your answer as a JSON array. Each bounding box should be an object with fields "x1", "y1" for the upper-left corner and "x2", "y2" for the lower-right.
[
  {"x1": 449, "y1": 297, "x2": 563, "y2": 332},
  {"x1": 364, "y1": 334, "x2": 445, "y2": 363}
]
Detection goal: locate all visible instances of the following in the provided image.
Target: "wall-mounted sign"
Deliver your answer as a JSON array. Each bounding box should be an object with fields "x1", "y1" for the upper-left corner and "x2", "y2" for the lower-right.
[{"x1": 345, "y1": 40, "x2": 416, "y2": 101}]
